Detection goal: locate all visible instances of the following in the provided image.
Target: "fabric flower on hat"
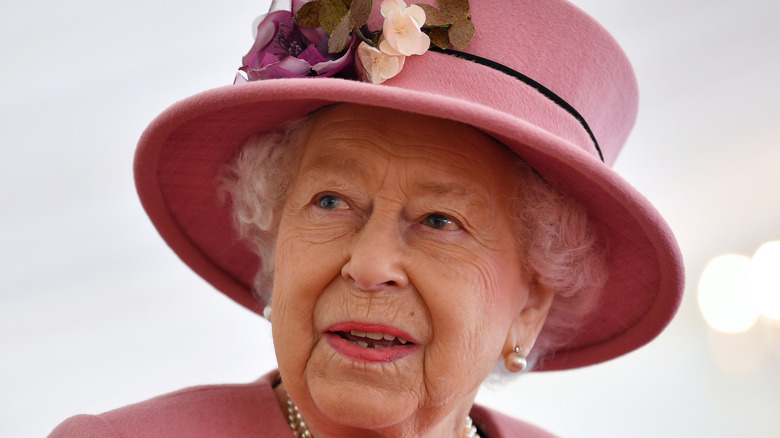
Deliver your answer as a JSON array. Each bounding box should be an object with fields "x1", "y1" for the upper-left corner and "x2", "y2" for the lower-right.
[
  {"x1": 356, "y1": 0, "x2": 429, "y2": 84},
  {"x1": 236, "y1": 2, "x2": 355, "y2": 82},
  {"x1": 238, "y1": 0, "x2": 475, "y2": 85},
  {"x1": 356, "y1": 42, "x2": 406, "y2": 84},
  {"x1": 378, "y1": 0, "x2": 430, "y2": 56}
]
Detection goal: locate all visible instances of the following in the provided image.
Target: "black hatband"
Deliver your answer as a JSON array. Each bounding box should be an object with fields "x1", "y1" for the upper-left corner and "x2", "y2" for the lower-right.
[{"x1": 429, "y1": 47, "x2": 604, "y2": 162}]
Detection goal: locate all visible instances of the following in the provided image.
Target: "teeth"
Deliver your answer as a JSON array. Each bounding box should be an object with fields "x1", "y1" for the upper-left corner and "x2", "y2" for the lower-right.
[{"x1": 346, "y1": 330, "x2": 410, "y2": 346}]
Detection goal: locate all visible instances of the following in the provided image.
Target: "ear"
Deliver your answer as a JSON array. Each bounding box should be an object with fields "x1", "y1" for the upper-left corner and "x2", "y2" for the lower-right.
[{"x1": 503, "y1": 280, "x2": 556, "y2": 356}]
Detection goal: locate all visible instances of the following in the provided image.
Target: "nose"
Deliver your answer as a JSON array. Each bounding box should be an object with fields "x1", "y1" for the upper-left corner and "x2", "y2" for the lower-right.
[{"x1": 341, "y1": 213, "x2": 409, "y2": 292}]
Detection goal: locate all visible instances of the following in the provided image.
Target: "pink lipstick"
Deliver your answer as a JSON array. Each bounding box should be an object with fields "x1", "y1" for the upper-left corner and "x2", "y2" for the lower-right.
[{"x1": 325, "y1": 322, "x2": 419, "y2": 363}]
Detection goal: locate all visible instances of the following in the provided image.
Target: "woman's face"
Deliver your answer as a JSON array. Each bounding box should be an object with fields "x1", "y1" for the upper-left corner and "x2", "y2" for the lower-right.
[{"x1": 272, "y1": 104, "x2": 548, "y2": 436}]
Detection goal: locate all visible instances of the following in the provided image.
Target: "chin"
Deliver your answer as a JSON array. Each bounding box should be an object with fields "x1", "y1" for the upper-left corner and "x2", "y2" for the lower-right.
[{"x1": 307, "y1": 373, "x2": 419, "y2": 430}]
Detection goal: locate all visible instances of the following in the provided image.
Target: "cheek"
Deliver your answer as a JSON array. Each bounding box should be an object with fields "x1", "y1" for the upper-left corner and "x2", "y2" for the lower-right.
[
  {"x1": 275, "y1": 229, "x2": 343, "y2": 291},
  {"x1": 415, "y1": 253, "x2": 523, "y2": 382},
  {"x1": 408, "y1": 258, "x2": 514, "y2": 400},
  {"x1": 418, "y1": 244, "x2": 520, "y2": 319},
  {"x1": 274, "y1": 213, "x2": 354, "y2": 301},
  {"x1": 271, "y1": 225, "x2": 350, "y2": 378}
]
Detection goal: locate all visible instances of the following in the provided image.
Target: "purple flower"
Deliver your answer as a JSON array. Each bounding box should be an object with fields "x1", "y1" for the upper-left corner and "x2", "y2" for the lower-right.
[{"x1": 237, "y1": 2, "x2": 355, "y2": 82}]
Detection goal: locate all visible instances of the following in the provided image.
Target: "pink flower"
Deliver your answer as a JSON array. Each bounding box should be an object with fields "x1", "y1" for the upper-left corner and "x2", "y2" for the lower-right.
[
  {"x1": 378, "y1": 0, "x2": 430, "y2": 57},
  {"x1": 356, "y1": 42, "x2": 406, "y2": 84},
  {"x1": 236, "y1": 2, "x2": 355, "y2": 82}
]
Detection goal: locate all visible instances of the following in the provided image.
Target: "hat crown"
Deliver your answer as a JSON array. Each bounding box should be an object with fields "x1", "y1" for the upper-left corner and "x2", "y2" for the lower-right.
[{"x1": 362, "y1": 0, "x2": 638, "y2": 165}]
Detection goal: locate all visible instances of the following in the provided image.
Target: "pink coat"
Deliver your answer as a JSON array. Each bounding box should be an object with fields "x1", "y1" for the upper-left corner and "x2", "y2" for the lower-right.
[{"x1": 49, "y1": 370, "x2": 556, "y2": 437}]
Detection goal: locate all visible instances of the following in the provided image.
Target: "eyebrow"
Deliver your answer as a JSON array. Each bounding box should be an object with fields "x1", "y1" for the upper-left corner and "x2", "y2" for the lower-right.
[
  {"x1": 299, "y1": 154, "x2": 488, "y2": 208},
  {"x1": 411, "y1": 181, "x2": 491, "y2": 214},
  {"x1": 411, "y1": 181, "x2": 473, "y2": 198},
  {"x1": 299, "y1": 155, "x2": 370, "y2": 181}
]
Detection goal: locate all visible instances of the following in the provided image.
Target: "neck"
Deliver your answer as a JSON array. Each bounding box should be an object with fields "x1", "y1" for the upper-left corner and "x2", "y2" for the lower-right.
[{"x1": 274, "y1": 382, "x2": 480, "y2": 438}]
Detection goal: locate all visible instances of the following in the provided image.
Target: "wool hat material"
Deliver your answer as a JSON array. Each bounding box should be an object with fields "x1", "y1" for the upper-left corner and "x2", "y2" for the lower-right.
[{"x1": 134, "y1": 0, "x2": 684, "y2": 371}]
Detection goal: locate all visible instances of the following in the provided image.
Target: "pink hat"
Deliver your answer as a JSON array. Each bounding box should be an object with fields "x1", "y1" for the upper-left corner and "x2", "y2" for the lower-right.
[{"x1": 134, "y1": 0, "x2": 684, "y2": 371}]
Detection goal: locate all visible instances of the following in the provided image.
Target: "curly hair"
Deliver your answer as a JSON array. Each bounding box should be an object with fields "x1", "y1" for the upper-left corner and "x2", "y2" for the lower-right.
[
  {"x1": 506, "y1": 160, "x2": 608, "y2": 369},
  {"x1": 217, "y1": 116, "x2": 311, "y2": 299},
  {"x1": 219, "y1": 111, "x2": 608, "y2": 371}
]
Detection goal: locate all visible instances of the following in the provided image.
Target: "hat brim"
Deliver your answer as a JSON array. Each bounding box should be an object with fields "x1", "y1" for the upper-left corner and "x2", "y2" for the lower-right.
[{"x1": 135, "y1": 57, "x2": 684, "y2": 371}]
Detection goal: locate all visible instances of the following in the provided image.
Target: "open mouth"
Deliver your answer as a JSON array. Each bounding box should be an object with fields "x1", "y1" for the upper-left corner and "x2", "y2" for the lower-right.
[{"x1": 334, "y1": 330, "x2": 412, "y2": 349}]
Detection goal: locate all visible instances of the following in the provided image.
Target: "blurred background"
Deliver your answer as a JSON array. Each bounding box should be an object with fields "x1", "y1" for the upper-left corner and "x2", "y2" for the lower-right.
[{"x1": 2, "y1": 0, "x2": 779, "y2": 436}]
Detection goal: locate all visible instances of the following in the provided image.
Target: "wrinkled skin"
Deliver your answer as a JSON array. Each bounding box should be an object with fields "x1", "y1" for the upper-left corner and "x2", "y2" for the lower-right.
[{"x1": 270, "y1": 104, "x2": 555, "y2": 438}]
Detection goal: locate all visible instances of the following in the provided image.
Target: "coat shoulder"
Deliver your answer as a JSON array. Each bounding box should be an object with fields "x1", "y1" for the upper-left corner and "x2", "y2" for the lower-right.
[
  {"x1": 48, "y1": 371, "x2": 290, "y2": 438},
  {"x1": 48, "y1": 414, "x2": 122, "y2": 438}
]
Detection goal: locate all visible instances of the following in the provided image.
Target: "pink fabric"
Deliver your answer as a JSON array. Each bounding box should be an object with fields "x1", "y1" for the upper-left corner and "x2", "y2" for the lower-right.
[{"x1": 49, "y1": 370, "x2": 555, "y2": 437}]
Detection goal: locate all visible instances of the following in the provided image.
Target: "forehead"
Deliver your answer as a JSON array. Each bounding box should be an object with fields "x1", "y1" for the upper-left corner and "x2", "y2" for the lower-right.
[{"x1": 297, "y1": 104, "x2": 515, "y2": 187}]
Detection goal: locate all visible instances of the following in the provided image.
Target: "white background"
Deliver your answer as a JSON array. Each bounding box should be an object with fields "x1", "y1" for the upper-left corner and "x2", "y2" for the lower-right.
[{"x1": 2, "y1": 0, "x2": 779, "y2": 436}]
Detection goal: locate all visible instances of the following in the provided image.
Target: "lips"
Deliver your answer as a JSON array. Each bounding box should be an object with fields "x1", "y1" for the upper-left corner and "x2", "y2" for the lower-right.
[
  {"x1": 336, "y1": 329, "x2": 410, "y2": 348},
  {"x1": 325, "y1": 322, "x2": 419, "y2": 363}
]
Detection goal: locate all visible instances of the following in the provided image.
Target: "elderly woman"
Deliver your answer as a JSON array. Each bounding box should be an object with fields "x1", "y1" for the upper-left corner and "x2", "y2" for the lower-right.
[{"x1": 50, "y1": 0, "x2": 683, "y2": 437}]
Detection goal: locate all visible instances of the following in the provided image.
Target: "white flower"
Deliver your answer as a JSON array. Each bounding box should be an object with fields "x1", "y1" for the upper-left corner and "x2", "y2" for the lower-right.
[
  {"x1": 378, "y1": 0, "x2": 430, "y2": 56},
  {"x1": 357, "y1": 42, "x2": 406, "y2": 84}
]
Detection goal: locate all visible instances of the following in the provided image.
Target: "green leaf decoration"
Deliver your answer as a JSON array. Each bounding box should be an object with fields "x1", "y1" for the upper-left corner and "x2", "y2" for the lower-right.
[
  {"x1": 349, "y1": 0, "x2": 372, "y2": 29},
  {"x1": 295, "y1": 0, "x2": 475, "y2": 53},
  {"x1": 447, "y1": 18, "x2": 475, "y2": 50},
  {"x1": 319, "y1": 0, "x2": 349, "y2": 34},
  {"x1": 438, "y1": 0, "x2": 469, "y2": 16},
  {"x1": 295, "y1": 0, "x2": 321, "y2": 28},
  {"x1": 329, "y1": 13, "x2": 354, "y2": 53},
  {"x1": 415, "y1": 3, "x2": 451, "y2": 27},
  {"x1": 428, "y1": 26, "x2": 450, "y2": 49}
]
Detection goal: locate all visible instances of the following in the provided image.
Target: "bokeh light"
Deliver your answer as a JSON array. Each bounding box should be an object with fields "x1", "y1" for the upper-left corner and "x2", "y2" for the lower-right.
[
  {"x1": 748, "y1": 241, "x2": 780, "y2": 320},
  {"x1": 698, "y1": 254, "x2": 759, "y2": 333}
]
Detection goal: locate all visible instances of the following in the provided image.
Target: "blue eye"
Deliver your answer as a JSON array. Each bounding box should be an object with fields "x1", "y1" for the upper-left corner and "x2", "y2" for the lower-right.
[
  {"x1": 317, "y1": 194, "x2": 344, "y2": 209},
  {"x1": 424, "y1": 213, "x2": 457, "y2": 230}
]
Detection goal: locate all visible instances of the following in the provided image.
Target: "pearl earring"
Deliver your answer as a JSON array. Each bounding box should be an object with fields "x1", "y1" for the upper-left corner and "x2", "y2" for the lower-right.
[
  {"x1": 504, "y1": 346, "x2": 527, "y2": 373},
  {"x1": 263, "y1": 304, "x2": 272, "y2": 321}
]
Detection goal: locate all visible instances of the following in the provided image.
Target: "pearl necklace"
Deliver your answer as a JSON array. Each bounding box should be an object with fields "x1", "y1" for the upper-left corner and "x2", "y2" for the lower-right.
[{"x1": 285, "y1": 394, "x2": 480, "y2": 438}]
